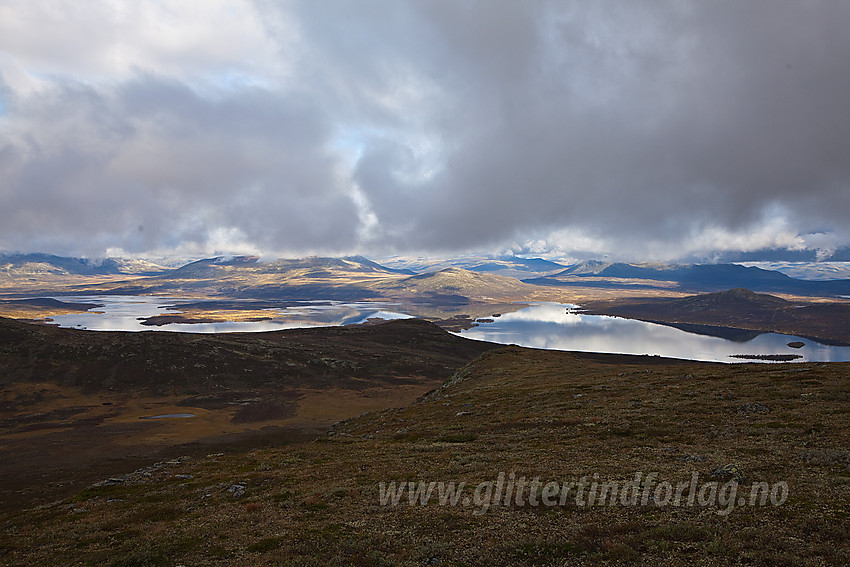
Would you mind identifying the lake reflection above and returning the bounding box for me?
[457,303,850,363]
[45,296,412,333]
[39,297,850,363]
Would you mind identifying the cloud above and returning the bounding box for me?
[1,0,849,260]
[0,74,361,255]
[0,0,287,81]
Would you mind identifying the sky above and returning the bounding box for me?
[1,0,849,262]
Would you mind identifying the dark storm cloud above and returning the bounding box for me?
[348,1,850,256]
[0,74,360,255]
[1,0,849,259]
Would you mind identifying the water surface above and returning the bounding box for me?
[457,303,850,363]
[46,296,412,333]
[39,297,850,363]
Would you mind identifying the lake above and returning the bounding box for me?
[458,303,850,363]
[40,296,850,363]
[44,296,413,333]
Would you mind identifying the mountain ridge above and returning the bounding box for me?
[0,253,170,276]
[527,261,850,296]
[585,288,850,345]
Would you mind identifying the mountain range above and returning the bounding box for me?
[3,252,850,302]
[526,261,850,296]
[0,253,169,276]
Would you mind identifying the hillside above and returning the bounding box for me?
[0,253,169,276]
[527,262,850,296]
[385,267,541,301]
[379,255,567,279]
[108,255,408,299]
[2,344,848,565]
[137,259,556,303]
[165,256,414,281]
[741,261,850,281]
[0,317,495,509]
[586,288,850,345]
[661,287,791,311]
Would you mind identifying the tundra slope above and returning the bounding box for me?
[0,317,495,510]
[1,340,848,565]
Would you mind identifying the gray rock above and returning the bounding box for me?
[737,403,770,414]
[709,463,747,483]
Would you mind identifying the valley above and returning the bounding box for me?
[2,254,849,347]
[0,321,847,565]
[6,3,850,564]
[0,254,848,564]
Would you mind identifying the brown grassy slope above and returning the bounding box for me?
[0,316,493,394]
[587,288,850,345]
[0,317,496,510]
[381,268,539,299]
[2,347,848,566]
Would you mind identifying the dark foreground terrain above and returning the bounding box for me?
[0,318,849,565]
[0,317,494,510]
